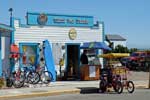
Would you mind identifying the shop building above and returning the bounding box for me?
[10,12,108,81]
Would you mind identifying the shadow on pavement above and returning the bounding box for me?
[77,87,99,94]
[77,87,124,94]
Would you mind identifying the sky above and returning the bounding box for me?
[0,0,150,49]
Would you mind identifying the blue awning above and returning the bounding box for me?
[0,23,14,31]
[80,42,112,50]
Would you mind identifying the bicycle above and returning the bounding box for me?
[36,66,53,84]
[6,68,25,88]
[22,64,40,84]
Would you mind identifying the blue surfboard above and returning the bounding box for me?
[43,40,56,81]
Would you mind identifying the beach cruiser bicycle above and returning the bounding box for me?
[22,64,40,84]
[6,68,25,88]
[6,65,40,88]
[36,65,53,84]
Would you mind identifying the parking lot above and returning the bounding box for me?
[128,71,149,81]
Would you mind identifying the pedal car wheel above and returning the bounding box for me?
[99,80,107,93]
[115,81,123,94]
[127,81,135,93]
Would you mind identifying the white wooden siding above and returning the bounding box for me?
[14,22,104,71]
[14,25,103,45]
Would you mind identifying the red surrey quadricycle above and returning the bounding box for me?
[99,53,135,94]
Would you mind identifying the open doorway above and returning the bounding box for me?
[66,44,80,80]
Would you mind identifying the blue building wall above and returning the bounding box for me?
[0,33,2,77]
[0,24,14,77]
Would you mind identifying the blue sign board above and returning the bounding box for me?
[27,12,94,27]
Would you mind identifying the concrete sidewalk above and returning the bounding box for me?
[0,80,149,100]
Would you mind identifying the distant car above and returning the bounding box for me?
[121,51,150,70]
[120,57,130,66]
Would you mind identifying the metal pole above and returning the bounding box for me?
[9,8,13,27]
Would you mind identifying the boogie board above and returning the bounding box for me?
[39,44,45,68]
[43,40,56,81]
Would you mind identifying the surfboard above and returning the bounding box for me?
[43,40,56,81]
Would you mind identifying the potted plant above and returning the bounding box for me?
[0,77,4,88]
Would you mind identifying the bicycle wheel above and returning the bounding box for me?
[13,80,24,88]
[12,72,25,88]
[115,81,123,94]
[127,81,135,93]
[27,72,40,84]
[40,71,53,84]
[6,78,13,87]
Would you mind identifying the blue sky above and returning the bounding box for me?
[0,0,150,49]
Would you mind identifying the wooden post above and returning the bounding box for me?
[145,52,150,89]
[145,57,150,89]
[148,63,150,88]
[60,65,62,77]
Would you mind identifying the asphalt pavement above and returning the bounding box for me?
[0,71,149,100]
[17,89,150,100]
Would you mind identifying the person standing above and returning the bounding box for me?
[80,50,88,64]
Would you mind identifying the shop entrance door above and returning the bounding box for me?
[66,44,80,80]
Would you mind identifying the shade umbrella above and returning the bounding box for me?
[80,42,112,50]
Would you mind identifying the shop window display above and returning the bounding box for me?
[86,49,101,65]
[22,45,36,66]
